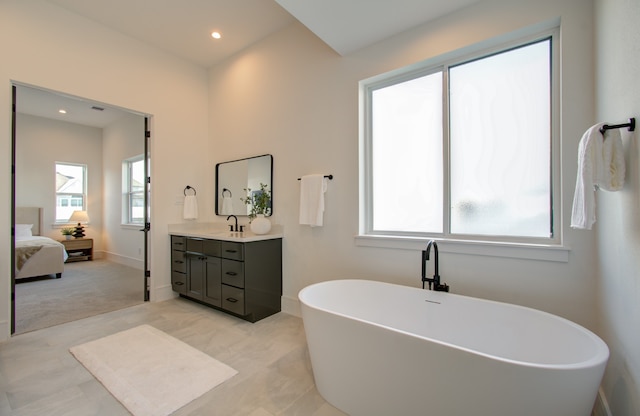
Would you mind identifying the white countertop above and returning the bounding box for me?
[168,222,283,242]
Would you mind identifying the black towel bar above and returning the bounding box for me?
[297,174,333,181]
[599,117,636,134]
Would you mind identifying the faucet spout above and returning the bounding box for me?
[226,215,239,232]
[421,240,449,292]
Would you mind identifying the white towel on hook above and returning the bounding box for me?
[299,174,328,227]
[183,195,198,220]
[221,196,233,215]
[571,122,626,230]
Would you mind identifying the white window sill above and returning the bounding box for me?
[355,234,569,262]
[121,223,145,230]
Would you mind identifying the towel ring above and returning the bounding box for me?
[184,185,196,196]
[222,188,232,197]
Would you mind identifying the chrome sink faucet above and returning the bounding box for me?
[422,240,449,292]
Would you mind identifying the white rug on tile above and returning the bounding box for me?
[70,324,237,416]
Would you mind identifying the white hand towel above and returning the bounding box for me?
[221,196,233,215]
[571,123,625,229]
[183,195,198,220]
[299,174,328,227]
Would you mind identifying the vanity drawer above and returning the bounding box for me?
[222,285,245,315]
[221,259,244,288]
[171,235,186,251]
[172,271,186,294]
[186,238,221,256]
[171,250,186,273]
[221,242,244,261]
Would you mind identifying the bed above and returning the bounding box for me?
[15,207,67,279]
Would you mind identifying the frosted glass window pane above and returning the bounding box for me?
[371,72,443,232]
[449,40,551,237]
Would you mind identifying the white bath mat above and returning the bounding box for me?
[70,324,237,416]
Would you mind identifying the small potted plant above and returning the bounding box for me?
[241,183,272,234]
[61,227,74,240]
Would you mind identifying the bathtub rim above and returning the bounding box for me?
[299,279,609,371]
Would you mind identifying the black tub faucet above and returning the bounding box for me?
[422,240,449,292]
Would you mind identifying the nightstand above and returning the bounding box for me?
[61,238,93,262]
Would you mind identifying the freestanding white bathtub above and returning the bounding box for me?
[299,279,609,416]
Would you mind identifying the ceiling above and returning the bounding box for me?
[46,0,482,68]
[22,0,482,127]
[16,84,140,128]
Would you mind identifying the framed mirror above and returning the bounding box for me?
[215,154,273,216]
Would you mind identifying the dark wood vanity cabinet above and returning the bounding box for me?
[171,236,187,294]
[170,235,282,323]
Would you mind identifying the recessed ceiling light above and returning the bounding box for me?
[58,109,67,114]
[211,31,221,39]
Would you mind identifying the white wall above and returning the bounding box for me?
[102,113,146,269]
[0,0,210,340]
[15,113,103,245]
[209,0,598,327]
[595,0,640,413]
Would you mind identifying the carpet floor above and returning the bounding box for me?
[14,259,144,334]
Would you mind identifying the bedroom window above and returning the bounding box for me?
[124,155,145,225]
[56,162,87,223]
[359,30,559,246]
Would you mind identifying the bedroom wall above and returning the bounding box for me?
[0,0,210,341]
[208,0,599,329]
[102,112,146,269]
[15,113,103,246]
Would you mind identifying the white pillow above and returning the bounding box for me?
[15,224,33,238]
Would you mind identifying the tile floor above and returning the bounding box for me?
[0,298,347,416]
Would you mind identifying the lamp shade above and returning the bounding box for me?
[69,210,90,224]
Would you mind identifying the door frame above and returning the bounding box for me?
[10,83,152,334]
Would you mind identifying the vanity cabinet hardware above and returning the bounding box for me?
[225,271,237,276]
[226,297,238,303]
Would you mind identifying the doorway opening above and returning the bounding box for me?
[11,83,152,335]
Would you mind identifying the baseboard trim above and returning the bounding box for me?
[0,320,9,342]
[102,251,144,270]
[592,388,612,416]
[152,284,176,302]
[282,295,301,317]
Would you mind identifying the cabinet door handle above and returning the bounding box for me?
[226,297,238,303]
[174,281,184,286]
[225,271,237,276]
[175,260,184,264]
[225,249,237,253]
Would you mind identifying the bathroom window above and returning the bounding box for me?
[55,162,87,223]
[360,30,560,246]
[123,155,145,225]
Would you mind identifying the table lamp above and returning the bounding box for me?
[68,210,90,239]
